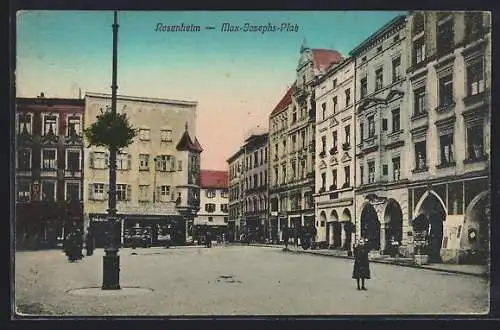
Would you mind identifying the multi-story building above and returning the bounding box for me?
[15,93,85,249]
[313,57,356,250]
[83,92,202,247]
[404,11,491,264]
[194,170,229,241]
[350,15,409,255]
[268,45,343,244]
[227,148,245,241]
[242,132,268,242]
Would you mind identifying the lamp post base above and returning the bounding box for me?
[102,249,121,290]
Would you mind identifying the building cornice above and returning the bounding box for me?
[85,92,197,107]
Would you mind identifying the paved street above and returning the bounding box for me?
[15,245,489,316]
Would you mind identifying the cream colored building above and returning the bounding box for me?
[314,57,356,250]
[350,15,410,255]
[268,45,343,243]
[404,11,491,264]
[194,170,229,239]
[83,92,202,247]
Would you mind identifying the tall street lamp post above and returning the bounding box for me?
[102,10,121,290]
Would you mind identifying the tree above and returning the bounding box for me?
[84,106,137,149]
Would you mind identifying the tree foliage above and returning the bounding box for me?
[84,106,137,149]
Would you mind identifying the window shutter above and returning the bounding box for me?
[126,184,132,201]
[88,183,94,200]
[89,152,94,169]
[156,186,161,201]
[127,154,132,170]
[105,153,109,168]
[104,184,109,200]
[170,156,176,172]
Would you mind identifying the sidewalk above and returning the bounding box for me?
[250,243,488,278]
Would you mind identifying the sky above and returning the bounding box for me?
[16,10,405,170]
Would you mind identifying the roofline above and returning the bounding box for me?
[16,97,85,105]
[244,132,269,142]
[85,92,198,107]
[349,15,407,57]
[227,147,244,163]
[315,57,354,85]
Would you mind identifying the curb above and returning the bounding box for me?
[250,244,488,278]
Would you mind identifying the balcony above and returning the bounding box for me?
[463,91,489,110]
[64,131,84,146]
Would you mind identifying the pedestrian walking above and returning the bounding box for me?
[352,238,371,290]
[85,228,94,256]
[282,226,289,250]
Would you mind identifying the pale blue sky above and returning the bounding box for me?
[16,10,405,170]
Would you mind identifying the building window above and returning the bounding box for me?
[392,157,401,181]
[205,203,216,213]
[466,12,484,39]
[65,182,80,202]
[437,19,454,56]
[375,68,383,91]
[322,102,327,120]
[260,149,263,165]
[41,149,57,170]
[264,147,268,163]
[301,130,306,149]
[274,167,278,185]
[467,124,485,161]
[344,125,350,146]
[360,165,364,185]
[139,185,150,202]
[221,189,229,198]
[282,140,287,156]
[206,189,216,198]
[177,160,182,171]
[414,141,427,170]
[345,89,351,107]
[221,204,228,213]
[156,155,175,172]
[117,152,130,170]
[282,164,286,184]
[291,134,297,152]
[333,96,338,114]
[332,169,337,188]
[368,116,375,138]
[139,129,150,141]
[413,37,426,65]
[382,164,388,176]
[91,152,108,169]
[392,56,401,82]
[360,77,368,98]
[392,108,400,132]
[160,185,170,201]
[17,181,31,202]
[360,123,364,141]
[160,129,173,142]
[116,184,130,201]
[413,13,424,35]
[321,172,326,190]
[67,116,81,136]
[17,149,31,171]
[439,132,455,166]
[18,113,32,134]
[208,217,213,222]
[333,79,337,89]
[467,58,485,96]
[414,86,426,115]
[382,119,388,131]
[91,183,106,200]
[292,107,297,123]
[300,160,306,179]
[43,115,58,135]
[254,174,258,187]
[41,181,56,201]
[344,166,350,187]
[332,131,338,151]
[139,154,150,171]
[368,161,375,184]
[438,74,454,107]
[66,150,81,172]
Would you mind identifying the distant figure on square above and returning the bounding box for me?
[282,226,289,250]
[352,238,371,290]
[85,227,94,256]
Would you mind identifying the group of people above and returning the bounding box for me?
[63,228,94,262]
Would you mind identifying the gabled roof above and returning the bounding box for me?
[270,84,294,117]
[311,49,343,71]
[176,130,203,152]
[200,170,228,189]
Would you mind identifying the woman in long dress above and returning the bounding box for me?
[352,238,371,290]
